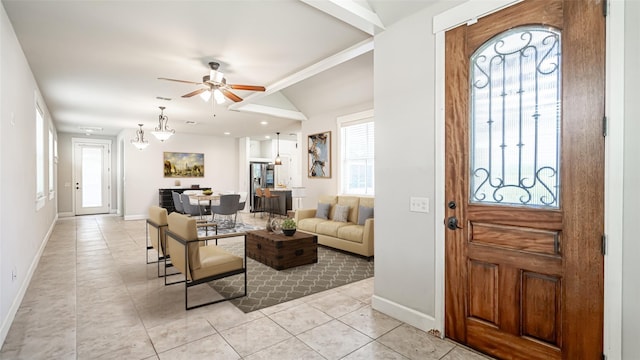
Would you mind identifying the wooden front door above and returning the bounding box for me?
[444,1,605,359]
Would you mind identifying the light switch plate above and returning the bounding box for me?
[410,197,429,213]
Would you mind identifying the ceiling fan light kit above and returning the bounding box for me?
[213,89,226,104]
[199,90,212,102]
[131,124,149,150]
[151,106,175,142]
[158,61,266,104]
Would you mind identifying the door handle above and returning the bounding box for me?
[446,216,463,230]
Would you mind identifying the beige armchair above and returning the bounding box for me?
[165,212,247,310]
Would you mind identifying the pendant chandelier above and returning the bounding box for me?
[274,132,282,165]
[151,106,175,142]
[131,124,149,150]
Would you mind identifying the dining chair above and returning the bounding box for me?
[172,191,185,214]
[211,194,241,228]
[254,188,265,217]
[263,188,280,216]
[180,193,205,218]
[236,191,248,224]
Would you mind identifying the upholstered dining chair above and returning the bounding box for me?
[180,193,205,218]
[165,212,247,310]
[211,194,241,228]
[237,191,247,212]
[171,191,185,214]
[236,191,247,224]
[253,187,265,217]
[263,188,280,216]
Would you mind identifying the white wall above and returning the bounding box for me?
[122,132,239,219]
[371,4,443,331]
[622,1,640,357]
[372,0,640,355]
[300,102,372,208]
[0,4,58,344]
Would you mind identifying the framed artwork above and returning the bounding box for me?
[163,152,204,178]
[308,131,331,178]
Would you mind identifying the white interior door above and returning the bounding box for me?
[73,138,111,215]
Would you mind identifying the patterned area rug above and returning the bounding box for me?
[208,238,374,313]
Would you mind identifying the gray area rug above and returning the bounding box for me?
[207,238,374,313]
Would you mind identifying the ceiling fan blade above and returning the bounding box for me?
[158,77,202,85]
[229,84,266,92]
[182,88,208,98]
[221,89,243,102]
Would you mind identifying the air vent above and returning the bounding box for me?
[156,96,172,101]
[79,126,103,134]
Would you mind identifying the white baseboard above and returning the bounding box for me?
[124,214,146,221]
[0,214,57,346]
[57,212,74,218]
[372,294,438,335]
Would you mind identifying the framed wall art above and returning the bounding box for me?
[308,131,331,178]
[163,152,204,178]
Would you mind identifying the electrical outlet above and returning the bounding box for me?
[410,197,430,213]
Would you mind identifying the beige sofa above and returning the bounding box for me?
[295,195,374,258]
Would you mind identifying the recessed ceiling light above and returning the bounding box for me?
[265,135,271,139]
[260,121,268,125]
[224,132,231,135]
[185,121,198,125]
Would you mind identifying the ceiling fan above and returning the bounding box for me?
[158,61,265,104]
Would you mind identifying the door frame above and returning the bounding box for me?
[432,0,624,358]
[71,137,112,215]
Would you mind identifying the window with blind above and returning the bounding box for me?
[36,103,45,209]
[49,128,56,199]
[340,118,374,195]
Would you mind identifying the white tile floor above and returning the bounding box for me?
[0,214,493,360]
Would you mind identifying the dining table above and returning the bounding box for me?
[189,193,221,221]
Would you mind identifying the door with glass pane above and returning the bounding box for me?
[444,1,604,359]
[73,139,111,215]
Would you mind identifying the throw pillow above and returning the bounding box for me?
[316,202,331,219]
[357,206,374,225]
[333,204,350,222]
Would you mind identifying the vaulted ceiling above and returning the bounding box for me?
[2,0,438,139]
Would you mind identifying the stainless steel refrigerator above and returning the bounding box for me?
[249,162,274,212]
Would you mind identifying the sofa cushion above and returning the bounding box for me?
[337,196,360,223]
[357,206,374,225]
[315,202,331,219]
[316,220,351,237]
[337,225,365,244]
[359,197,374,208]
[333,204,350,222]
[298,217,327,233]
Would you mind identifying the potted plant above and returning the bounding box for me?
[281,218,297,236]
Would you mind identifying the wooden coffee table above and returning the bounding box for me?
[246,229,318,270]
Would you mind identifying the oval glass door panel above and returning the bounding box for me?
[470,26,561,208]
